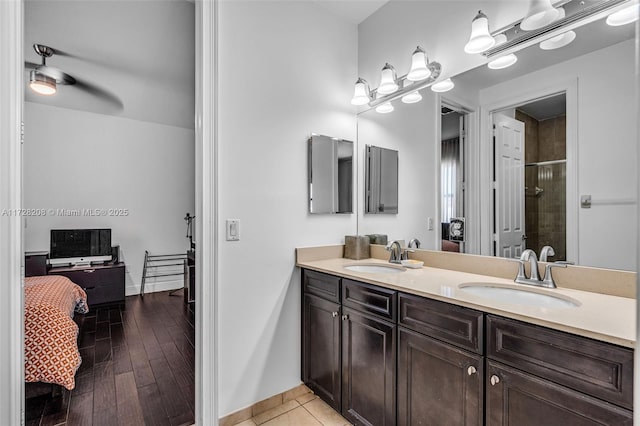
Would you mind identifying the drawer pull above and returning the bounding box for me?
[83,269,96,273]
[332,311,338,318]
[490,375,500,386]
[467,366,477,376]
[83,286,95,290]
[341,314,349,321]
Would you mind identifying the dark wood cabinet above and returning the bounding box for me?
[301,268,634,425]
[49,263,125,306]
[302,293,341,410]
[397,327,483,426]
[341,307,396,426]
[301,269,397,425]
[486,361,632,426]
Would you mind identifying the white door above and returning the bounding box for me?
[493,114,525,258]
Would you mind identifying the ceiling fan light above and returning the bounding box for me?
[539,30,576,50]
[375,102,394,114]
[431,78,455,93]
[401,91,423,104]
[488,53,518,70]
[520,0,560,31]
[606,4,639,26]
[377,63,399,95]
[464,11,496,54]
[29,70,57,96]
[407,46,431,81]
[350,78,371,106]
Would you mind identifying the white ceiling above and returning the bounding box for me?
[25,0,195,129]
[312,0,389,24]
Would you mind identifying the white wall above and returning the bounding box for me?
[357,90,439,249]
[479,39,637,270]
[23,102,195,294]
[217,1,357,416]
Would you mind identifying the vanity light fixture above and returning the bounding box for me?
[377,63,399,95]
[407,46,431,81]
[29,70,57,95]
[350,78,371,105]
[375,102,394,113]
[606,3,639,26]
[431,78,455,93]
[487,53,518,69]
[520,0,560,31]
[401,91,422,104]
[464,10,496,54]
[350,45,442,111]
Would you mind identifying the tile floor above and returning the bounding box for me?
[231,392,352,426]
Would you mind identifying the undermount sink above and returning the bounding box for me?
[458,282,580,308]
[344,263,405,274]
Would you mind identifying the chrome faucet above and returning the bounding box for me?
[408,238,421,249]
[539,245,555,262]
[385,240,403,264]
[515,248,566,288]
[401,238,420,260]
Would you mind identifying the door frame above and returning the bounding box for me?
[438,95,479,254]
[0,0,218,424]
[478,78,578,263]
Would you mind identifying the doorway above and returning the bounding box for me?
[440,101,470,253]
[492,92,567,261]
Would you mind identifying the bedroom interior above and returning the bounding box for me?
[0,0,638,425]
[21,0,197,424]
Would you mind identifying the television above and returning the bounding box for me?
[49,229,112,266]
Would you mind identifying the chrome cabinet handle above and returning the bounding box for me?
[467,366,477,376]
[83,269,96,273]
[490,375,500,386]
[341,314,349,321]
[332,311,338,318]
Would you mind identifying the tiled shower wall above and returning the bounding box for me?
[516,110,567,261]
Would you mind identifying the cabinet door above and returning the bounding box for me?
[397,328,483,426]
[302,294,341,411]
[341,307,396,426]
[486,361,632,426]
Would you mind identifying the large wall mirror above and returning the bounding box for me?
[308,134,354,214]
[355,7,636,271]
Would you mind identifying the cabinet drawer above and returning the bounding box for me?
[25,254,48,277]
[83,283,125,306]
[399,293,484,354]
[342,279,396,321]
[303,269,340,303]
[487,315,633,409]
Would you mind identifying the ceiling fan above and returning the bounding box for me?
[25,43,123,109]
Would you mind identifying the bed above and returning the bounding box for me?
[24,275,88,390]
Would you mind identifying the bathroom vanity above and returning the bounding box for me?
[298,249,634,426]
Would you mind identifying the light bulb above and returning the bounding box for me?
[539,30,576,50]
[375,102,394,114]
[377,63,398,95]
[464,11,495,54]
[431,78,454,93]
[350,78,371,106]
[401,91,422,104]
[606,4,639,26]
[488,53,518,69]
[407,46,431,81]
[29,70,57,96]
[520,0,560,31]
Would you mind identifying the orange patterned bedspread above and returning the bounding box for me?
[24,275,88,390]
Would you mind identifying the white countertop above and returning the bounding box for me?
[297,257,636,349]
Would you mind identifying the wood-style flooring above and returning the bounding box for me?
[26,290,195,426]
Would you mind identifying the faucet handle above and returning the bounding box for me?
[400,248,415,261]
[542,262,567,288]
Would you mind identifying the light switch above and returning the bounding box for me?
[428,217,434,231]
[226,219,240,241]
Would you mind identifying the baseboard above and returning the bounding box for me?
[125,279,183,296]
[219,384,313,426]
